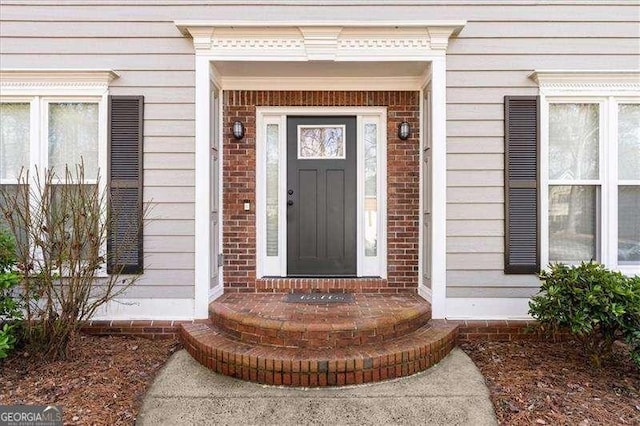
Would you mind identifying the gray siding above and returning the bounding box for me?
[445,3,639,298]
[1,1,638,300]
[1,8,197,299]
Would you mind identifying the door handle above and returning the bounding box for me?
[287,200,294,206]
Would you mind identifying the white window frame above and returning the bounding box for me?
[541,95,640,276]
[256,106,387,278]
[1,96,109,274]
[0,69,116,275]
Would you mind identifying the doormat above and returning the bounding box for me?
[285,293,355,304]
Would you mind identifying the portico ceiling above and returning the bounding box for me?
[214,60,428,78]
[212,60,431,90]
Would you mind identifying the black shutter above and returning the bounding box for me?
[107,96,144,274]
[504,96,539,274]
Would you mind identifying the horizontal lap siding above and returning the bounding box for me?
[2,2,638,301]
[445,4,640,298]
[0,13,196,299]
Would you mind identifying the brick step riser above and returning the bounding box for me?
[209,311,431,349]
[251,278,417,294]
[180,325,457,387]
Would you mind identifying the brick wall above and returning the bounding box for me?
[452,320,569,342]
[80,320,206,340]
[223,91,420,293]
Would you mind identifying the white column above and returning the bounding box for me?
[430,56,447,319]
[194,55,212,319]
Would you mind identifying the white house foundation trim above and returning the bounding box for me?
[91,298,195,321]
[445,298,533,321]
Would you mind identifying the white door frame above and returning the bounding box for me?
[255,106,387,279]
[184,21,463,319]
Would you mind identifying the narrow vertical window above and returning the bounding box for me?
[364,122,377,257]
[548,103,600,262]
[266,123,279,256]
[618,104,640,264]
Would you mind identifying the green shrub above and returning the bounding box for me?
[0,324,17,359]
[0,229,22,360]
[529,261,640,368]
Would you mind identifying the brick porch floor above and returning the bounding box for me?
[180,293,458,387]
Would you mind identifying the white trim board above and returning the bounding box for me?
[176,20,466,32]
[530,70,640,97]
[176,21,464,59]
[0,69,119,97]
[418,286,433,302]
[209,285,224,302]
[91,298,195,321]
[446,297,533,320]
[193,57,218,320]
[220,76,426,91]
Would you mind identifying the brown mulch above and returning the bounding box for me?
[0,335,180,425]
[461,340,640,425]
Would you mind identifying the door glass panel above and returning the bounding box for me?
[549,104,599,180]
[364,123,377,256]
[0,103,30,180]
[618,186,640,264]
[297,125,345,159]
[48,103,99,179]
[618,104,640,180]
[549,185,598,262]
[266,124,279,256]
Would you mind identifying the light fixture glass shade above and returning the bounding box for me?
[398,121,410,140]
[233,121,245,140]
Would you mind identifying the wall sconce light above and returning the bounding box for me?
[232,121,245,140]
[398,121,411,140]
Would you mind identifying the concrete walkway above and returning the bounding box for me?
[137,348,497,425]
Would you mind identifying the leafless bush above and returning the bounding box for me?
[0,163,145,360]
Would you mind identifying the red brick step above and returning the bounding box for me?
[209,293,431,348]
[180,319,458,387]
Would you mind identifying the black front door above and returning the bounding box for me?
[287,116,357,276]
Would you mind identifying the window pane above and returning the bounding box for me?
[298,125,345,159]
[549,185,598,262]
[48,103,99,179]
[49,184,100,261]
[619,186,640,264]
[364,123,377,257]
[618,104,640,180]
[0,103,30,180]
[0,184,29,247]
[266,124,279,257]
[549,104,599,180]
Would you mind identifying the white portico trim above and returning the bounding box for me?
[175,21,464,60]
[177,21,465,319]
